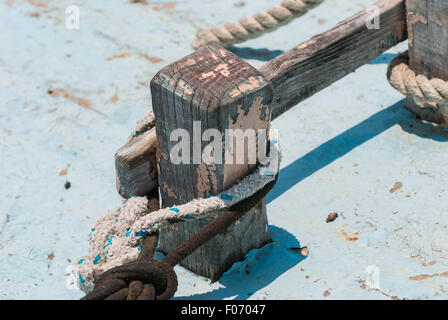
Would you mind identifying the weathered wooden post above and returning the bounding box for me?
[113,0,408,282]
[150,44,273,281]
[405,0,448,126]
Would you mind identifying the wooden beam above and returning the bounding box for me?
[151,44,273,281]
[115,128,158,198]
[114,0,407,206]
[260,0,407,119]
[405,0,448,126]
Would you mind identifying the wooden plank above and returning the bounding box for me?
[260,0,408,119]
[115,128,158,198]
[405,0,448,126]
[151,44,273,281]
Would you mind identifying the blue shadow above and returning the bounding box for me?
[174,225,306,300]
[267,99,448,204]
[368,53,397,65]
[173,99,448,300]
[227,46,284,61]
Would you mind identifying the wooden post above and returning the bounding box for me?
[150,44,273,281]
[405,0,448,126]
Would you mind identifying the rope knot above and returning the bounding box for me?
[82,259,177,300]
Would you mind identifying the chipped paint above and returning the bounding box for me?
[47,88,104,115]
[214,63,231,77]
[196,163,218,198]
[218,48,228,57]
[407,12,428,47]
[178,80,193,95]
[228,76,266,98]
[200,63,232,80]
[106,52,132,61]
[297,40,315,50]
[200,71,215,80]
[162,183,177,200]
[142,54,164,64]
[410,272,448,281]
[186,58,196,66]
[224,96,268,189]
[389,181,403,193]
[340,229,359,242]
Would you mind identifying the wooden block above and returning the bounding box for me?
[115,128,158,198]
[150,44,273,281]
[406,0,448,125]
[113,0,408,199]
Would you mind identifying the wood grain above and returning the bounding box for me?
[115,128,158,198]
[260,0,408,119]
[151,44,273,280]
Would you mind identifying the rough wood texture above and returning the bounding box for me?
[151,44,273,281]
[115,128,158,198]
[405,0,448,125]
[260,0,408,119]
[114,0,408,198]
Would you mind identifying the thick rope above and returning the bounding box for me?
[68,124,281,292]
[192,0,324,49]
[387,51,448,105]
[81,178,276,300]
[161,178,278,268]
[81,190,179,300]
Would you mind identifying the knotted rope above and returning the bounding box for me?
[192,0,324,49]
[68,110,282,295]
[81,190,178,300]
[80,176,277,300]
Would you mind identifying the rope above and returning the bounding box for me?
[67,113,282,293]
[81,178,277,300]
[387,51,448,105]
[192,0,324,49]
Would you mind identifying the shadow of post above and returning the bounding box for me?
[175,98,448,300]
[174,225,306,300]
[368,53,397,65]
[268,99,448,204]
[227,46,285,61]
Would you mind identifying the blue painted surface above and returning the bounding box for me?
[0,0,447,300]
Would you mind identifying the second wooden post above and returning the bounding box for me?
[151,44,274,281]
[406,0,448,126]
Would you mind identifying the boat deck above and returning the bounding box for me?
[1,0,447,299]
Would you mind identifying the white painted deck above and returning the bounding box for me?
[1,0,447,300]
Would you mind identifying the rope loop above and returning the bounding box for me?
[387,51,448,105]
[82,259,177,300]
